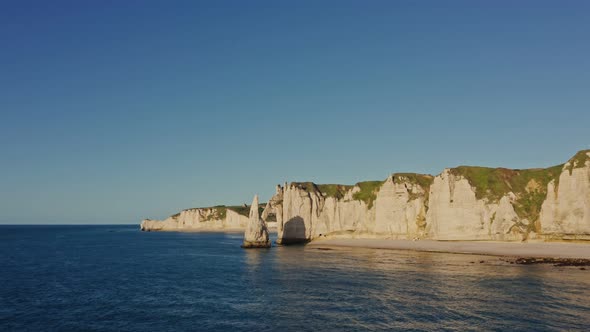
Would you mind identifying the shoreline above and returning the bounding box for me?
[141,227,278,234]
[307,238,590,259]
[142,228,245,233]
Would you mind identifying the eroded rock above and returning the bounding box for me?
[242,195,271,248]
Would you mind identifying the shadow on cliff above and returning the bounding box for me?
[279,216,308,245]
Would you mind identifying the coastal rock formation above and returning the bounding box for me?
[140,206,251,232]
[262,184,283,231]
[541,151,590,240]
[426,170,521,241]
[275,174,433,244]
[242,195,271,248]
[275,150,590,244]
[374,175,430,238]
[140,150,590,244]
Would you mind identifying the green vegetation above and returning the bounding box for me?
[393,173,434,189]
[175,205,227,221]
[227,204,265,218]
[293,175,434,209]
[449,164,564,223]
[317,184,354,199]
[292,181,384,208]
[203,206,227,221]
[352,181,385,209]
[291,182,354,199]
[393,173,434,202]
[566,149,590,175]
[450,167,514,202]
[226,205,249,217]
[169,203,267,221]
[290,182,318,193]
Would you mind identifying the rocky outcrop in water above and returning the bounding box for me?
[513,257,590,266]
[242,195,270,248]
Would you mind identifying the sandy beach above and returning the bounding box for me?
[308,238,590,259]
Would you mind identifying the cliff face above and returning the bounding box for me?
[242,195,271,248]
[140,206,250,232]
[541,151,590,240]
[279,183,356,243]
[141,150,590,241]
[275,150,590,243]
[276,174,432,243]
[426,170,521,241]
[376,174,431,238]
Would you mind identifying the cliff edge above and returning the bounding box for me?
[140,204,265,232]
[273,150,590,243]
[140,150,590,242]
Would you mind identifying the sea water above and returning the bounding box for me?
[1,225,589,331]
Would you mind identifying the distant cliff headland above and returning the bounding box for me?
[141,150,590,243]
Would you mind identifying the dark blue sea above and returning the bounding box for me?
[1,225,589,331]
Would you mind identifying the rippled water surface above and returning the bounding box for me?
[1,225,590,331]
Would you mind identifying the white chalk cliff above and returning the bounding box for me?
[541,151,590,240]
[275,175,431,244]
[272,150,590,244]
[141,150,590,244]
[242,195,271,248]
[141,206,250,232]
[426,170,521,241]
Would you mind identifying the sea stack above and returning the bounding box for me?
[241,195,271,248]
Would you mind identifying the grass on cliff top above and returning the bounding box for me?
[393,173,434,203]
[171,204,266,220]
[291,181,384,207]
[317,184,354,199]
[169,206,227,221]
[449,165,563,202]
[226,204,265,218]
[566,149,590,174]
[290,182,354,199]
[449,164,564,223]
[392,173,434,189]
[290,182,317,193]
[352,181,385,209]
[293,176,433,209]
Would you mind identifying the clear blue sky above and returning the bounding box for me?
[1,1,589,224]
